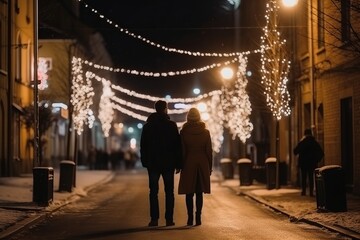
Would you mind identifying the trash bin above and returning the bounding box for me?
[237,158,252,186]
[33,167,54,206]
[265,157,276,190]
[220,158,233,179]
[315,165,347,212]
[59,160,75,192]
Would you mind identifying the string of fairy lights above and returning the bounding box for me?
[70,0,292,152]
[80,57,240,77]
[260,0,291,120]
[77,0,256,58]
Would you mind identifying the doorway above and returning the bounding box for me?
[340,97,353,191]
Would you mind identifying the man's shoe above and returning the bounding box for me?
[148,220,158,227]
[166,220,175,226]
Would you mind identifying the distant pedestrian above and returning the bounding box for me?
[178,108,213,226]
[88,146,96,170]
[293,129,324,196]
[140,100,182,227]
[110,149,124,171]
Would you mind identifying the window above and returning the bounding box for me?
[0,2,7,72]
[341,0,350,42]
[15,34,22,82]
[304,103,311,130]
[317,0,324,48]
[13,111,21,163]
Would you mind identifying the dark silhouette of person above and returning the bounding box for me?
[293,129,324,196]
[178,108,213,226]
[140,100,182,227]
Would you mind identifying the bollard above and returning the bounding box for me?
[59,160,75,192]
[237,158,252,186]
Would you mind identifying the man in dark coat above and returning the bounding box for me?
[140,100,182,227]
[294,129,324,196]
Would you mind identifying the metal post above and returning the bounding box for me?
[276,120,280,189]
[308,0,315,131]
[33,0,39,166]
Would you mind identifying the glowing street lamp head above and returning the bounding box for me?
[282,0,298,8]
[220,67,234,80]
[193,88,200,95]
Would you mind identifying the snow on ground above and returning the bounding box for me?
[248,188,360,233]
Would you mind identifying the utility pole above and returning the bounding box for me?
[33,0,39,166]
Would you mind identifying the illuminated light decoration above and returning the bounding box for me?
[84,71,221,103]
[204,94,224,153]
[37,57,50,90]
[111,103,148,122]
[111,103,186,127]
[174,103,190,109]
[111,95,190,115]
[111,82,221,104]
[70,57,95,135]
[79,57,239,77]
[260,0,291,120]
[77,0,262,58]
[97,78,115,137]
[222,55,253,143]
[130,138,136,149]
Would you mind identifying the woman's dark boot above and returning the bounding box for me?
[187,214,193,226]
[195,212,201,226]
[186,194,194,226]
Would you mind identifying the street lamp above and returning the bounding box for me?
[193,88,201,95]
[281,0,298,8]
[220,67,234,80]
[219,67,233,159]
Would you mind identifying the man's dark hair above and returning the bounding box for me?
[154,100,167,113]
[304,129,312,136]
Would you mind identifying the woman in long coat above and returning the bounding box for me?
[178,108,213,226]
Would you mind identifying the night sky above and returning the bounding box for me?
[80,0,242,98]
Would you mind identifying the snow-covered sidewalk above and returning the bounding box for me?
[0,169,114,238]
[221,178,360,239]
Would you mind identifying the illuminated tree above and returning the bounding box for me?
[222,56,253,144]
[205,94,224,153]
[70,57,95,136]
[260,0,291,188]
[260,0,291,120]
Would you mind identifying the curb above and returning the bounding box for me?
[0,172,115,240]
[222,182,360,240]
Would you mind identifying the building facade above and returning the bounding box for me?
[0,0,35,176]
[291,0,360,194]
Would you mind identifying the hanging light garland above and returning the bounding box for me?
[71,56,252,144]
[111,103,186,127]
[80,57,239,77]
[84,70,221,103]
[70,57,95,135]
[260,0,291,120]
[111,95,190,115]
[85,69,216,126]
[77,0,263,58]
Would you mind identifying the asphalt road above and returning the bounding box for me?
[9,170,349,240]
